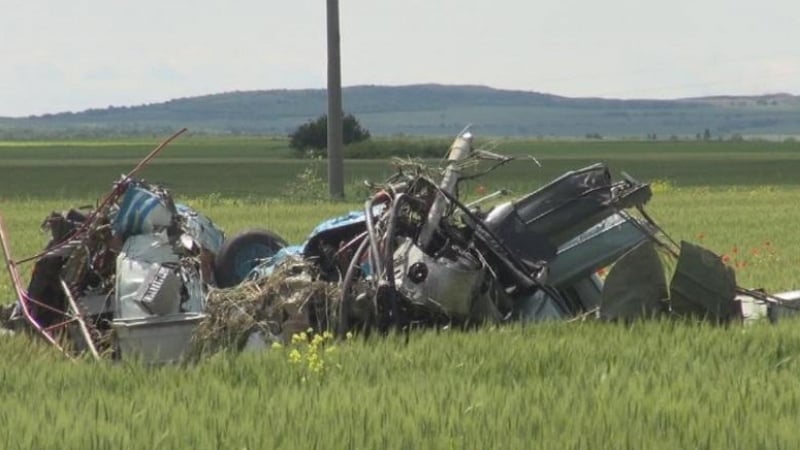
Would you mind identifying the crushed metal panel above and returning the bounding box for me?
[134,265,182,316]
[115,233,180,319]
[548,213,649,287]
[601,242,667,321]
[503,163,614,247]
[112,312,205,363]
[669,241,738,322]
[481,164,614,263]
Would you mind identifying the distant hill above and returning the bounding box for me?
[1,84,799,138]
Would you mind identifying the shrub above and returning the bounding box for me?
[289,114,371,154]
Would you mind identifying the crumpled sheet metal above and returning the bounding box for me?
[669,241,738,322]
[600,242,668,321]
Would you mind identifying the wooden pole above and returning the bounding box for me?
[326,0,344,199]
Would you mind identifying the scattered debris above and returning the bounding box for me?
[0,129,226,362]
[2,129,799,362]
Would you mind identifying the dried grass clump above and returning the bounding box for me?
[191,257,341,357]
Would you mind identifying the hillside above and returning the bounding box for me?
[1,84,799,138]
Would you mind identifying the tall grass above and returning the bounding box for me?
[2,320,800,449]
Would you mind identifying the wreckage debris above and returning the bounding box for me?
[2,129,799,363]
[191,256,341,357]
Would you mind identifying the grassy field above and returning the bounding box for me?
[2,137,800,199]
[4,321,800,449]
[2,136,800,449]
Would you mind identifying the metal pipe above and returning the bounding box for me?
[60,279,100,360]
[125,128,187,181]
[363,198,383,279]
[333,231,368,258]
[364,192,389,279]
[338,236,371,335]
[418,132,473,249]
[43,318,77,332]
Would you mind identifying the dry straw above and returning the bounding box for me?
[191,256,341,357]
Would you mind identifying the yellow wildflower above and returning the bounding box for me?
[288,349,302,364]
[291,332,307,344]
[311,333,325,347]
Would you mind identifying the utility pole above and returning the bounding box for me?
[326,0,344,199]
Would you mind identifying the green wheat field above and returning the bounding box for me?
[2,136,800,449]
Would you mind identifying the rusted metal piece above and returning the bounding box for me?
[125,127,188,180]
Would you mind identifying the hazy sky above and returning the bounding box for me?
[1,0,798,116]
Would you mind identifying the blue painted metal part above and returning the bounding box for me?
[113,187,170,237]
[246,209,373,280]
[305,210,366,243]
[175,204,225,255]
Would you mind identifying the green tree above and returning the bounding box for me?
[289,114,370,154]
